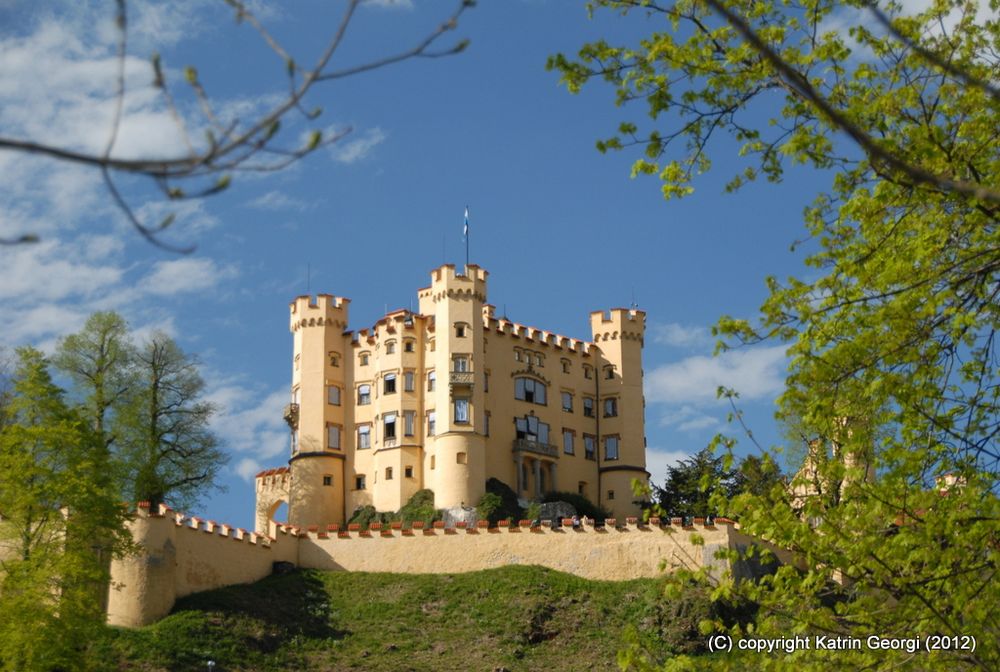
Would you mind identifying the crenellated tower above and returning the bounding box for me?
[418,264,488,508]
[287,294,350,528]
[590,308,648,517]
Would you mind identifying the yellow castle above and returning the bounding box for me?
[255,263,649,531]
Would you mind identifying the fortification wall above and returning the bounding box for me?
[299,517,742,581]
[107,503,298,628]
[109,512,781,628]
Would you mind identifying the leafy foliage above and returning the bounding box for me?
[483,477,524,523]
[555,0,1000,669]
[0,348,132,672]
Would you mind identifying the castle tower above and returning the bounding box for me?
[417,264,488,509]
[590,308,648,518]
[286,294,350,528]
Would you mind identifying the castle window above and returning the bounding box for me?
[455,323,467,338]
[607,490,615,501]
[484,370,490,392]
[294,354,300,370]
[430,455,436,470]
[327,425,340,450]
[328,385,341,406]
[583,365,593,379]
[604,435,619,460]
[561,359,571,374]
[561,392,573,412]
[292,386,300,404]
[456,452,467,465]
[584,434,596,460]
[358,384,371,405]
[405,466,413,478]
[404,339,415,352]
[453,356,469,373]
[563,429,575,455]
[404,411,415,436]
[385,467,393,480]
[514,377,546,405]
[583,397,594,417]
[603,398,618,418]
[454,398,469,424]
[427,371,436,392]
[578,481,587,496]
[427,410,436,436]
[358,425,371,449]
[323,475,332,486]
[428,339,436,352]
[404,371,415,392]
[484,411,490,436]
[515,416,549,444]
[604,366,615,380]
[355,475,366,490]
[384,413,397,440]
[514,349,522,362]
[535,354,543,367]
[386,341,396,354]
[384,373,397,394]
[360,352,369,366]
[290,430,298,453]
[329,352,340,367]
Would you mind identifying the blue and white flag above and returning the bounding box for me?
[463,206,469,239]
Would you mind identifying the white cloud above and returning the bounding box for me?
[139,258,239,296]
[0,239,124,303]
[364,0,415,10]
[205,384,289,480]
[235,457,264,481]
[329,127,386,164]
[246,190,312,212]
[645,345,787,405]
[652,322,711,348]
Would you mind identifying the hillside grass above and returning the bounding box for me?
[88,565,711,671]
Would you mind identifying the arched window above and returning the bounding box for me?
[514,377,546,405]
[358,384,371,405]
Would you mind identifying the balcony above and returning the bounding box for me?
[282,403,299,429]
[449,371,474,386]
[512,438,558,458]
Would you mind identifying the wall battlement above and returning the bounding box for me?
[290,294,350,332]
[108,502,777,628]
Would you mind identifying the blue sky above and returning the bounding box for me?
[0,0,829,529]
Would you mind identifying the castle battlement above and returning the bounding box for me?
[290,294,350,332]
[590,308,646,344]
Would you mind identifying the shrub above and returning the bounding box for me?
[347,505,391,528]
[396,489,439,526]
[484,478,522,523]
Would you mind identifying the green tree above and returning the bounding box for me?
[0,348,131,672]
[655,449,741,517]
[119,332,226,508]
[53,312,135,462]
[553,1,999,669]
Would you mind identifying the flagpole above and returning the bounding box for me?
[464,205,470,270]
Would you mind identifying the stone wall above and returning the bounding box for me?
[108,509,775,628]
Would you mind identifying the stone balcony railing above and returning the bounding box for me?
[282,403,299,429]
[512,438,558,458]
[449,371,474,385]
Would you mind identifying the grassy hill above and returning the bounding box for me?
[88,565,711,671]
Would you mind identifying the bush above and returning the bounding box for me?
[347,505,391,528]
[476,492,502,522]
[397,489,439,526]
[542,491,610,521]
[484,478,522,524]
